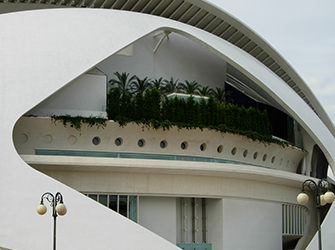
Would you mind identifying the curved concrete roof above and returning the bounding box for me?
[1,0,334,136]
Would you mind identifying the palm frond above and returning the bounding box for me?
[179,80,201,95]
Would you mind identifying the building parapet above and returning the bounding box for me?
[14,116,307,174]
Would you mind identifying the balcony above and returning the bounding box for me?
[13,116,307,174]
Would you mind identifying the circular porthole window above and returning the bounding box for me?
[200,143,206,152]
[181,141,188,150]
[92,136,101,146]
[115,137,123,146]
[18,133,28,143]
[253,152,258,159]
[263,154,267,161]
[217,145,223,153]
[243,150,248,158]
[160,140,167,149]
[231,147,237,155]
[138,139,145,147]
[271,156,276,164]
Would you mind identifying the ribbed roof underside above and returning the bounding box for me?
[0,0,315,113]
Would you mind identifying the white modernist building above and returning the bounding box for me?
[1,1,335,250]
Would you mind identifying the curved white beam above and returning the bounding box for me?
[1,8,334,249]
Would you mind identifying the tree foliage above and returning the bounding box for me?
[162,77,182,95]
[131,76,151,96]
[150,77,166,94]
[179,80,201,95]
[199,86,213,97]
[105,72,286,146]
[211,87,232,104]
[109,72,136,95]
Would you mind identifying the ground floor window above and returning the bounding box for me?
[84,193,138,222]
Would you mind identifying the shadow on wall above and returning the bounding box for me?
[311,144,328,178]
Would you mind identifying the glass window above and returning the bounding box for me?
[85,193,138,223]
[115,138,122,146]
[160,140,167,149]
[109,195,117,212]
[92,136,101,146]
[99,194,108,206]
[119,195,128,217]
[88,194,97,201]
[138,139,145,147]
[181,141,188,150]
[129,196,138,222]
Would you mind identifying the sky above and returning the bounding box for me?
[210,0,335,124]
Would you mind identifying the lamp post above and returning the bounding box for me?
[36,192,67,250]
[297,179,335,250]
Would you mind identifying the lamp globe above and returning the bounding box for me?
[324,191,335,204]
[56,203,67,216]
[320,194,327,206]
[297,192,309,205]
[36,204,47,215]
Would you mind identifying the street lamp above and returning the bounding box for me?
[37,192,67,250]
[297,179,335,250]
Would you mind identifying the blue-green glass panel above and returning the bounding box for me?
[88,194,97,201]
[129,196,137,222]
[177,243,212,250]
[99,194,107,206]
[35,149,268,169]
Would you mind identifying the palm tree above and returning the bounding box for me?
[179,80,201,95]
[109,72,136,95]
[162,77,182,95]
[198,86,213,97]
[131,76,151,96]
[150,77,166,94]
[210,87,232,104]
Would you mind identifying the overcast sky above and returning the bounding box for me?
[210,0,335,124]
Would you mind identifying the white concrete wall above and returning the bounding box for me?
[139,196,177,244]
[207,198,283,250]
[98,32,227,90]
[26,73,107,117]
[207,198,224,249]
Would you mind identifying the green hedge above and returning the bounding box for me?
[49,88,287,146]
[105,87,285,146]
[51,115,107,131]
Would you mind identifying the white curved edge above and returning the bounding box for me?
[1,8,335,249]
